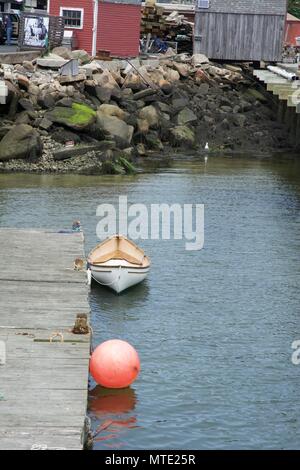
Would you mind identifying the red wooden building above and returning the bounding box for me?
[285,13,300,46]
[48,0,141,57]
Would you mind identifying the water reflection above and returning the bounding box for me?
[89,386,138,449]
[89,386,137,415]
[90,280,150,315]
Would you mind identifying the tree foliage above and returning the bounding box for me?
[288,0,300,18]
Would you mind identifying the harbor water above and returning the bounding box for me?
[0,155,299,449]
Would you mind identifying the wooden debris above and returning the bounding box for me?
[58,73,86,84]
[141,3,193,53]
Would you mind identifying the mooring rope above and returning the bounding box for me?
[49,332,64,343]
[88,265,122,287]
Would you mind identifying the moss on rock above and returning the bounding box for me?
[46,103,96,130]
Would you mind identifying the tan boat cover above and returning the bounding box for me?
[88,235,150,267]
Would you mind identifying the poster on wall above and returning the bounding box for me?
[23,15,49,48]
[18,13,64,50]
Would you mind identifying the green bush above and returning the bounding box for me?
[289,0,300,18]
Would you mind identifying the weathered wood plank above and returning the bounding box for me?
[0,229,86,283]
[0,428,83,450]
[0,281,89,329]
[195,11,285,61]
[0,229,90,450]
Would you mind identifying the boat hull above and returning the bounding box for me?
[90,264,149,294]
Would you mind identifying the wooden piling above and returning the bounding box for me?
[254,66,300,148]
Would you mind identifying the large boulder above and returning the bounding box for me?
[98,104,127,121]
[97,110,134,147]
[23,60,35,72]
[45,102,96,130]
[145,131,164,150]
[19,98,35,112]
[55,97,74,108]
[163,67,180,83]
[15,112,31,125]
[0,125,13,139]
[70,49,91,64]
[177,107,197,126]
[232,114,247,128]
[124,72,146,91]
[172,97,189,112]
[37,92,56,109]
[197,83,210,95]
[5,80,20,103]
[169,125,195,148]
[85,81,112,103]
[0,124,42,161]
[51,128,81,145]
[173,62,190,78]
[194,68,210,83]
[51,46,73,60]
[137,118,149,134]
[157,102,171,114]
[147,69,164,86]
[17,74,30,90]
[96,87,112,103]
[138,105,159,128]
[192,53,209,66]
[94,70,121,100]
[94,70,119,90]
[28,83,40,96]
[36,54,68,69]
[158,78,173,95]
[110,70,124,86]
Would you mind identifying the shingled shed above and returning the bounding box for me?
[194,0,287,61]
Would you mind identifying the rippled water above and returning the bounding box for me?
[0,155,299,449]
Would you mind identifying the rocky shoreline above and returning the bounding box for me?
[0,48,292,174]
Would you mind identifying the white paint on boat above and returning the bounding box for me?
[90,263,150,294]
[88,235,150,294]
[87,268,92,287]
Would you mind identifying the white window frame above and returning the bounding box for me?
[198,0,210,8]
[59,7,84,30]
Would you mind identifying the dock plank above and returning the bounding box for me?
[0,229,90,450]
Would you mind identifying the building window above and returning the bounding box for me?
[60,8,84,29]
[198,0,210,8]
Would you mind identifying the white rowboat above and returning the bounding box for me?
[87,235,150,294]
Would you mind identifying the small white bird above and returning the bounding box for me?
[204,142,209,164]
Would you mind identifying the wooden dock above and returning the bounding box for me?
[253,65,300,146]
[0,229,90,450]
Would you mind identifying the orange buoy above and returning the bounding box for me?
[90,339,140,389]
